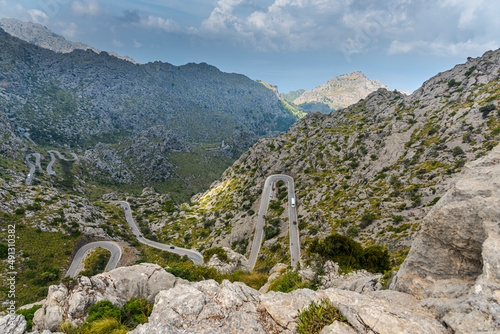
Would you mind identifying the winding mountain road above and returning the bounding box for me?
[47,150,78,175]
[65,174,300,276]
[24,152,42,185]
[248,174,300,269]
[66,241,122,278]
[111,201,204,265]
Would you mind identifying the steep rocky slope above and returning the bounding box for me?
[142,50,500,270]
[0,27,299,197]
[284,71,389,113]
[0,18,136,63]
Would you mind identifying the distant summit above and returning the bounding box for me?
[282,71,393,113]
[0,17,137,63]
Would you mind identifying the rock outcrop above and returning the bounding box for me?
[320,261,382,293]
[206,247,248,274]
[0,314,26,334]
[32,263,186,332]
[392,144,500,332]
[130,279,447,334]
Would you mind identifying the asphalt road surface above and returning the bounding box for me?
[66,241,122,278]
[111,201,204,264]
[24,152,42,185]
[47,150,78,175]
[247,174,300,270]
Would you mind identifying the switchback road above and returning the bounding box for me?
[66,241,122,278]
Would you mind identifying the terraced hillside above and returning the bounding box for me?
[128,50,500,270]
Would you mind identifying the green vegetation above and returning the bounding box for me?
[78,247,111,277]
[308,233,390,274]
[0,224,81,307]
[203,247,228,263]
[16,305,43,331]
[268,268,309,293]
[59,298,153,334]
[296,298,349,334]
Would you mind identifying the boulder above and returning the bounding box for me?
[33,263,186,332]
[320,321,358,334]
[130,279,446,334]
[206,247,248,274]
[0,314,26,334]
[392,145,500,332]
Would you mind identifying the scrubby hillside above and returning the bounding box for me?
[130,50,500,271]
[0,27,300,198]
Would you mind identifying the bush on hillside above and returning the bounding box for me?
[308,233,391,274]
[203,247,228,263]
[296,298,349,334]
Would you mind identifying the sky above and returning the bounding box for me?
[1,0,499,93]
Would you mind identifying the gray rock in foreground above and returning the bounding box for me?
[32,263,186,332]
[130,279,446,334]
[0,314,26,334]
[392,144,500,332]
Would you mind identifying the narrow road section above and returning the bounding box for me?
[66,241,122,278]
[247,174,300,270]
[111,201,204,265]
[47,150,78,175]
[24,152,42,185]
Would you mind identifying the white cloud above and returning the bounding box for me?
[139,15,181,32]
[28,9,49,24]
[55,22,79,38]
[191,0,500,57]
[133,39,142,48]
[388,39,499,57]
[71,0,102,16]
[117,10,181,33]
[112,39,124,47]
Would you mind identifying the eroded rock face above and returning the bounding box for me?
[392,145,500,332]
[320,261,382,293]
[0,314,26,334]
[32,263,186,332]
[206,247,248,274]
[130,279,446,334]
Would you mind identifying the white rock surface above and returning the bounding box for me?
[32,263,186,332]
[0,314,26,334]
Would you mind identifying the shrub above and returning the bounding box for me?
[79,247,111,277]
[0,244,8,259]
[360,212,376,229]
[362,245,391,273]
[308,234,364,271]
[296,298,348,334]
[120,298,153,328]
[203,247,228,263]
[269,269,308,293]
[309,233,390,274]
[264,225,280,240]
[479,104,496,118]
[346,226,359,237]
[16,305,43,331]
[451,146,464,157]
[15,208,25,215]
[392,215,404,224]
[86,300,121,323]
[163,199,176,212]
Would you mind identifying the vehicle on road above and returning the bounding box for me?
[263,215,266,218]
[170,246,175,249]
[270,195,272,199]
[139,235,142,238]
[291,198,296,208]
[125,207,127,210]
[293,221,297,225]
